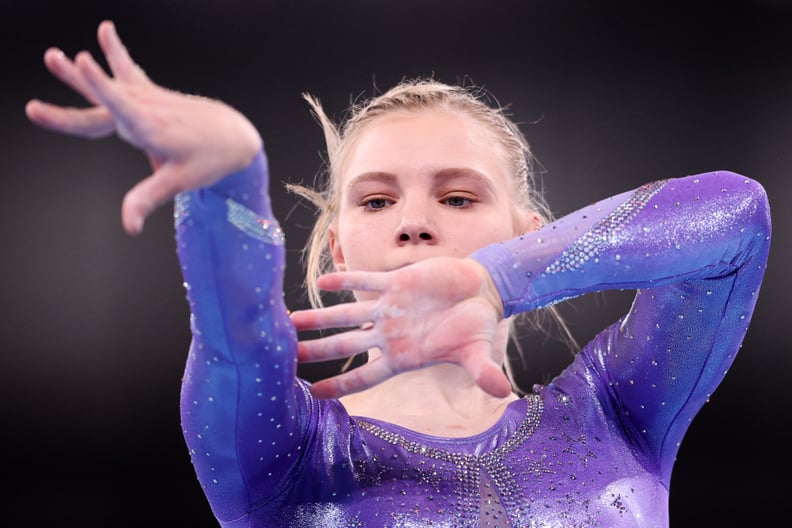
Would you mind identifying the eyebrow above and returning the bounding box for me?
[345,168,497,194]
[345,171,398,193]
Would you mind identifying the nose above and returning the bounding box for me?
[395,213,437,246]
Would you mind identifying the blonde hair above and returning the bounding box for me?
[287,78,577,392]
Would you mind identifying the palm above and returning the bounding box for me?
[291,257,512,399]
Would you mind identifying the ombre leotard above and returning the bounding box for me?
[175,150,770,527]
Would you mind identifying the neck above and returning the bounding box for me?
[367,362,515,409]
[339,320,519,436]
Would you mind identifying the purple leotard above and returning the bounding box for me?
[175,150,770,527]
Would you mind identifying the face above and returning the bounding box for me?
[330,110,537,298]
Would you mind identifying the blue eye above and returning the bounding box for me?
[444,195,473,208]
[363,197,391,210]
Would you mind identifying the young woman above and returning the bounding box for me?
[27,21,771,528]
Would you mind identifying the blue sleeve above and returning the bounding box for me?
[471,171,771,482]
[174,151,313,525]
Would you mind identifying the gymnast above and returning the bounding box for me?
[26,20,771,527]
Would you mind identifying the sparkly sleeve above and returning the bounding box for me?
[471,171,771,481]
[174,151,310,525]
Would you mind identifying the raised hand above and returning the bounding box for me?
[290,256,513,399]
[26,20,262,235]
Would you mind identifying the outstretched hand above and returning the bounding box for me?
[290,257,512,400]
[26,20,262,235]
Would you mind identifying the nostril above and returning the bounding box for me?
[419,232,431,240]
[399,233,410,242]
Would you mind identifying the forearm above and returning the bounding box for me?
[176,151,306,521]
[472,171,770,316]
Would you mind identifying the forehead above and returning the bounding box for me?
[353,108,492,147]
[340,109,508,184]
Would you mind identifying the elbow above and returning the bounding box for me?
[733,172,771,239]
[712,171,772,257]
[699,170,771,237]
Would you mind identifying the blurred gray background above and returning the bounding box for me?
[2,0,790,525]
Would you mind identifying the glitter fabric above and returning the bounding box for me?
[176,152,771,527]
[226,198,285,246]
[544,180,666,275]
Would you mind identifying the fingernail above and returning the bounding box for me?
[44,48,65,63]
[125,216,144,236]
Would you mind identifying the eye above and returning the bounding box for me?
[360,196,393,211]
[442,194,475,208]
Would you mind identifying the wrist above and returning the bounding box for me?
[466,258,504,320]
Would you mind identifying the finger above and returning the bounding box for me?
[316,271,391,293]
[290,300,377,331]
[459,345,513,398]
[309,358,394,399]
[74,51,138,124]
[121,163,184,235]
[296,328,379,363]
[97,20,149,85]
[25,99,114,138]
[43,47,102,105]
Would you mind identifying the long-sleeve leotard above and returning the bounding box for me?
[175,150,770,527]
[471,174,771,485]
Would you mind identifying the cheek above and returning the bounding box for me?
[447,217,514,254]
[337,218,383,267]
[466,209,518,241]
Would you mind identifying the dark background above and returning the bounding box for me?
[2,0,790,525]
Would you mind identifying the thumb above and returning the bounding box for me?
[121,163,182,235]
[461,345,513,398]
